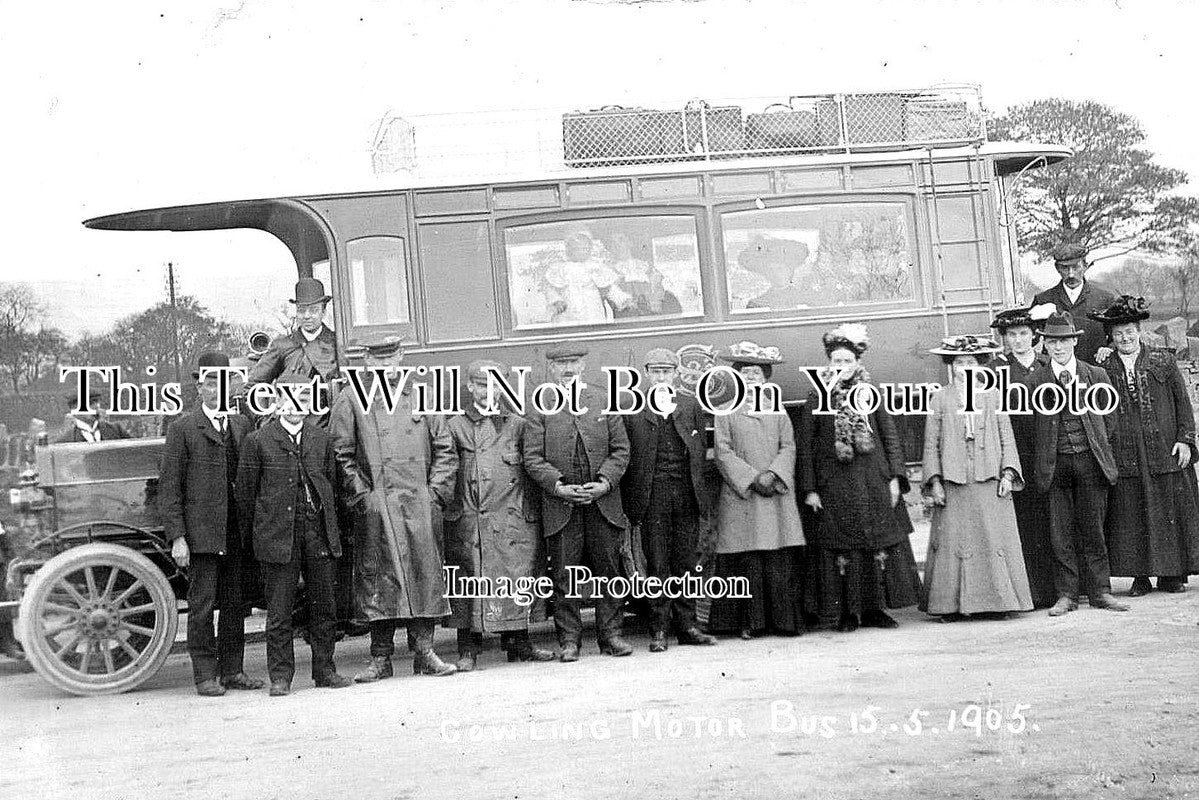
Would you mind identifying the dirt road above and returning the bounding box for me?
[2,578,1197,800]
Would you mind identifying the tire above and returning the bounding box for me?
[17,543,178,696]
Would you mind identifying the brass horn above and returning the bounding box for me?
[248,331,272,355]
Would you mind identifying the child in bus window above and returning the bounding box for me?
[542,231,631,325]
[741,236,812,310]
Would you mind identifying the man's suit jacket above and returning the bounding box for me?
[621,393,718,524]
[247,325,339,383]
[523,385,630,537]
[158,408,252,554]
[1032,281,1117,364]
[54,420,131,444]
[1030,360,1119,493]
[235,418,342,564]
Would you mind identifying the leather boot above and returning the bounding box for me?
[1128,577,1153,597]
[559,642,580,663]
[649,632,668,653]
[677,627,717,646]
[455,630,481,672]
[1089,593,1129,612]
[598,635,633,657]
[1047,597,1078,617]
[1157,576,1187,593]
[354,656,394,683]
[414,649,458,676]
[506,631,555,662]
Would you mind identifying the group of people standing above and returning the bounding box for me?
[152,244,1199,698]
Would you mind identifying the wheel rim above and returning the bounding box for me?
[31,563,170,686]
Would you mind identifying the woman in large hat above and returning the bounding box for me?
[920,336,1033,620]
[796,324,922,632]
[706,341,807,638]
[1088,296,1199,596]
[990,303,1058,608]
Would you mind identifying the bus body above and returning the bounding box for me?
[84,106,1068,458]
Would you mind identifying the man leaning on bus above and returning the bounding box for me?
[523,344,633,662]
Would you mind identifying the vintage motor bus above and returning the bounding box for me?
[8,87,1068,694]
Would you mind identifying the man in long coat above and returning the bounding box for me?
[1032,242,1117,364]
[621,347,719,652]
[159,352,264,696]
[524,344,632,662]
[1031,311,1127,616]
[330,335,458,680]
[444,359,555,670]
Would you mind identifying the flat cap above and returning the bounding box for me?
[361,334,404,357]
[466,358,507,381]
[643,347,679,368]
[1052,242,1088,264]
[545,343,588,361]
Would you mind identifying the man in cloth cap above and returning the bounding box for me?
[1029,311,1127,616]
[621,347,719,652]
[236,373,353,695]
[248,278,340,385]
[524,344,633,661]
[330,335,459,680]
[443,359,556,671]
[159,352,264,696]
[1032,242,1118,364]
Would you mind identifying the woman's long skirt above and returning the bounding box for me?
[706,547,804,635]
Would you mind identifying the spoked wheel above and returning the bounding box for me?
[17,543,178,696]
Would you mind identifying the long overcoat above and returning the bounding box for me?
[444,406,543,632]
[330,385,457,621]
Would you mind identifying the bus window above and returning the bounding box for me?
[347,236,410,326]
[503,216,702,330]
[722,201,916,312]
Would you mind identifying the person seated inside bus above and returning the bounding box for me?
[605,231,682,319]
[740,236,813,310]
[55,388,131,443]
[542,231,633,325]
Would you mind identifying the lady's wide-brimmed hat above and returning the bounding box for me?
[1087,295,1152,326]
[822,323,870,357]
[737,235,810,274]
[1039,310,1085,339]
[928,335,1003,357]
[719,341,785,366]
[990,302,1056,332]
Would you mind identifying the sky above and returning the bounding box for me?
[1,0,1197,335]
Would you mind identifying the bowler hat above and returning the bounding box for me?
[1039,311,1085,339]
[545,344,589,361]
[290,277,332,306]
[193,351,230,379]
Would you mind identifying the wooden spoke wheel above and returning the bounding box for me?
[18,543,178,696]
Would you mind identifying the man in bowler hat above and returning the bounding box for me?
[1030,312,1128,616]
[159,352,264,695]
[523,344,633,661]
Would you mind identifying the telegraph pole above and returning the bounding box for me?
[167,262,182,386]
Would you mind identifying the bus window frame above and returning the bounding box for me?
[415,214,502,346]
[341,232,418,342]
[713,191,927,321]
[492,205,715,338]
